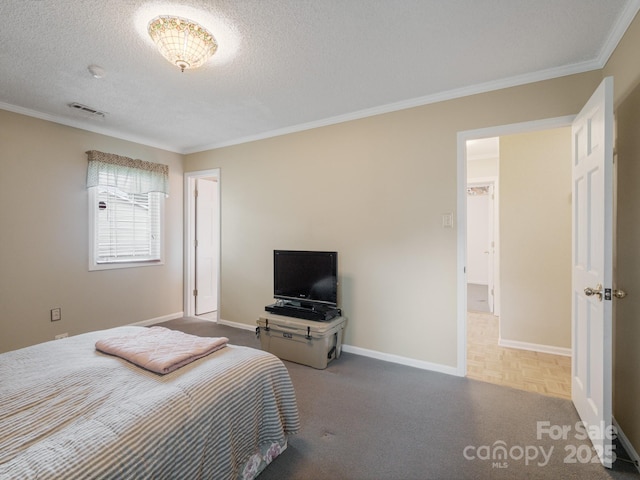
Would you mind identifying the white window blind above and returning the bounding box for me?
[95,187,162,263]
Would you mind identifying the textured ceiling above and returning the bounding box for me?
[0,0,638,154]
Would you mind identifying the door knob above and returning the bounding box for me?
[614,289,627,299]
[584,283,603,301]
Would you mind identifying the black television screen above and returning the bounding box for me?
[274,250,338,307]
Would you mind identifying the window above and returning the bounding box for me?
[86,150,169,271]
[90,187,163,266]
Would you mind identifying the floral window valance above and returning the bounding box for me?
[86,150,169,196]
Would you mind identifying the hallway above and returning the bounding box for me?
[467,311,572,400]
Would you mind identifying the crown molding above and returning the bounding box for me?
[185,59,601,154]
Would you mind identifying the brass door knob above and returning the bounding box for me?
[614,289,627,299]
[584,284,603,301]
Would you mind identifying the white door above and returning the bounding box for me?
[466,189,490,284]
[466,184,495,312]
[571,77,614,467]
[486,184,495,312]
[195,178,219,315]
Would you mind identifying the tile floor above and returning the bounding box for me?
[466,311,572,400]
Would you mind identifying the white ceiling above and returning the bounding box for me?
[1,1,638,154]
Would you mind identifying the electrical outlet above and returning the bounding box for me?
[55,333,68,340]
[51,308,61,322]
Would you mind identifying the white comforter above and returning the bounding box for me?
[0,326,299,480]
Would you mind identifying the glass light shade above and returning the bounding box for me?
[148,16,218,72]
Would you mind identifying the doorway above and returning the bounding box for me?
[458,118,574,398]
[185,169,221,321]
[466,181,496,313]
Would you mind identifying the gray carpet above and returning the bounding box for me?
[156,317,639,480]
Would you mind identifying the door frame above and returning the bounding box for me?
[184,168,221,320]
[456,115,575,376]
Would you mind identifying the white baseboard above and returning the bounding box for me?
[129,311,184,327]
[197,318,460,376]
[221,319,460,375]
[218,318,257,332]
[498,338,571,357]
[614,417,640,472]
[341,344,461,377]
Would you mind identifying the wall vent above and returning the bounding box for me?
[69,102,106,119]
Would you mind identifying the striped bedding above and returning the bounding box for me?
[0,326,300,480]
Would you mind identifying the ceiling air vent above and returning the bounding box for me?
[69,102,106,119]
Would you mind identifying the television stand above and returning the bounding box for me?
[257,313,346,369]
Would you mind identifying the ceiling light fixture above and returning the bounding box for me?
[148,15,218,72]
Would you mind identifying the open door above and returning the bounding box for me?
[194,178,219,316]
[571,76,614,467]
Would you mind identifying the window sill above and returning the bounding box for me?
[89,259,164,271]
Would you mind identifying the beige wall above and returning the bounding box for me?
[614,79,640,465]
[604,10,640,458]
[0,110,184,353]
[499,128,572,348]
[185,72,601,368]
[467,157,498,179]
[604,11,640,106]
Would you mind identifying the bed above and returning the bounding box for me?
[0,326,300,479]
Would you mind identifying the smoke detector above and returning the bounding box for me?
[88,65,106,79]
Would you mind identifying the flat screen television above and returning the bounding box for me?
[273,250,338,307]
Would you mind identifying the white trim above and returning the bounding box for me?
[184,169,221,319]
[218,318,257,331]
[457,115,575,377]
[613,417,640,473]
[341,344,461,377]
[497,338,571,357]
[456,136,469,377]
[462,116,576,140]
[129,311,184,327]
